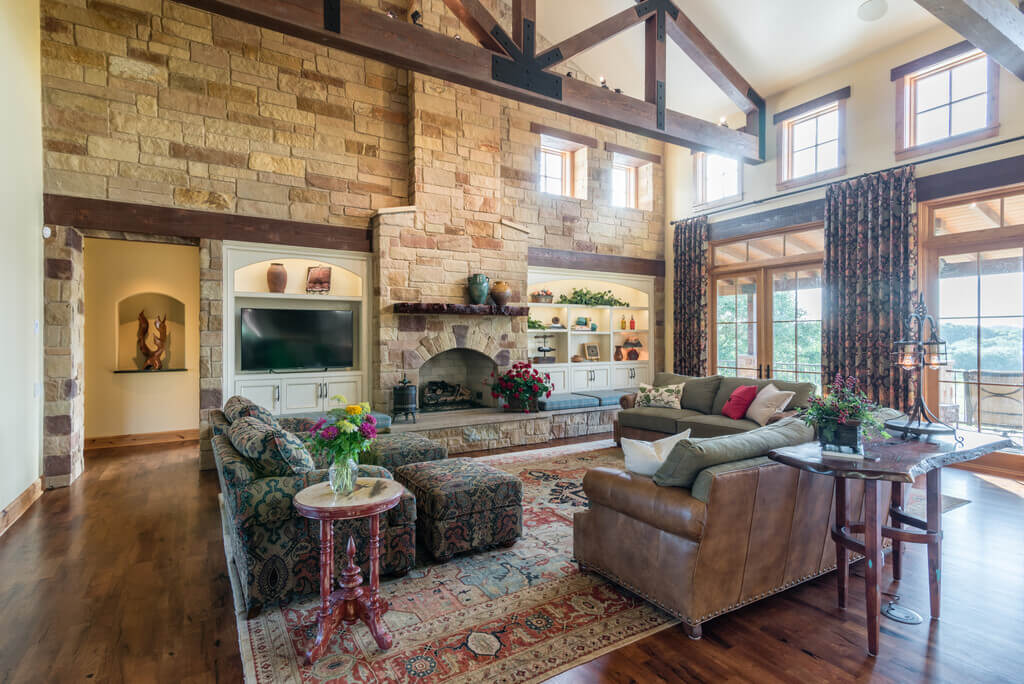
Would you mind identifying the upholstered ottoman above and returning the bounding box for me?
[394,458,523,561]
[367,432,447,471]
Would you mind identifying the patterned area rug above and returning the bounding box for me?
[232,439,678,683]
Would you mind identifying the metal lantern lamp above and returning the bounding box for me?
[886,294,960,441]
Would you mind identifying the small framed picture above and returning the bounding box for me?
[583,343,601,361]
[306,265,332,294]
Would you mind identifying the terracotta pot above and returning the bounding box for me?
[504,397,539,413]
[266,263,287,293]
[490,281,512,307]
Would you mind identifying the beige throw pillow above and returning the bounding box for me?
[745,383,796,426]
[623,429,692,477]
[634,382,685,409]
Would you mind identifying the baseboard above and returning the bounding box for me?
[950,451,1024,481]
[85,428,200,450]
[1,477,43,538]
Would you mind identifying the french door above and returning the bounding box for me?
[713,264,824,391]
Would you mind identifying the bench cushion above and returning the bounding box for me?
[575,389,633,406]
[538,393,600,411]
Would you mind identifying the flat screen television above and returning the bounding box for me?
[240,308,354,371]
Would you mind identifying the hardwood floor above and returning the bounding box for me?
[0,438,1021,683]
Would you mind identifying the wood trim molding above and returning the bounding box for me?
[84,429,201,451]
[890,40,974,81]
[772,86,851,125]
[1,477,43,539]
[605,142,661,165]
[706,199,825,242]
[894,124,1001,161]
[43,195,372,252]
[529,123,598,149]
[527,246,665,277]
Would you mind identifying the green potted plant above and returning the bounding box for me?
[309,397,378,495]
[490,362,553,413]
[799,373,889,455]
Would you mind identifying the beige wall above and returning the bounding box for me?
[1,0,44,508]
[84,238,199,438]
[664,24,1024,370]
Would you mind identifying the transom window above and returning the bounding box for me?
[694,152,741,208]
[787,104,839,180]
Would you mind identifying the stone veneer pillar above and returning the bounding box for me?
[42,226,85,488]
[198,238,223,470]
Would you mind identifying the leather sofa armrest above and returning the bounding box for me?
[582,467,706,541]
[767,409,798,425]
[620,393,637,410]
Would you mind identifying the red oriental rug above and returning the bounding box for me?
[229,440,677,683]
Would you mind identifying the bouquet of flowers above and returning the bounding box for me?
[489,362,553,413]
[309,397,378,494]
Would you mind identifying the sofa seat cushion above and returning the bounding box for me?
[582,467,706,541]
[678,414,761,438]
[574,389,632,406]
[619,407,701,434]
[227,417,315,477]
[366,432,447,471]
[538,393,600,411]
[653,416,814,488]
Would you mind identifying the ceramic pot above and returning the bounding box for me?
[467,273,490,305]
[266,263,287,293]
[504,397,539,413]
[627,348,640,361]
[817,418,864,455]
[490,281,512,307]
[614,345,624,361]
[328,457,359,496]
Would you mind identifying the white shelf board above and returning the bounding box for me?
[235,291,363,302]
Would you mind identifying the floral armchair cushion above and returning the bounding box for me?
[224,395,282,430]
[227,417,315,477]
[634,382,686,409]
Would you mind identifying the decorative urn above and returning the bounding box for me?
[490,281,512,307]
[266,263,287,293]
[467,273,490,305]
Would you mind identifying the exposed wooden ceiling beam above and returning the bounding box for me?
[913,0,1024,81]
[176,0,762,160]
[535,6,654,68]
[664,7,759,114]
[442,0,507,54]
[513,0,535,49]
[645,12,666,130]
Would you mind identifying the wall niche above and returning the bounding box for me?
[116,292,187,372]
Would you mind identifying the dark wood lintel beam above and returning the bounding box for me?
[528,246,665,277]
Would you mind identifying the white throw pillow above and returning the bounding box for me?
[745,383,796,426]
[623,429,692,476]
[634,382,685,409]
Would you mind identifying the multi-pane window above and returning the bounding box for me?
[695,152,741,207]
[611,163,637,209]
[541,147,569,196]
[787,105,840,179]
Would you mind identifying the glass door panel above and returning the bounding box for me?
[771,267,824,392]
[715,274,759,379]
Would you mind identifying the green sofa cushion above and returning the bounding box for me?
[690,456,776,503]
[710,377,816,415]
[619,407,702,433]
[680,375,722,414]
[654,371,690,387]
[653,416,814,488]
[678,414,761,438]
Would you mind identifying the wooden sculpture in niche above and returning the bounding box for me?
[137,311,169,370]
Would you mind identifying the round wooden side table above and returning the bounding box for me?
[293,478,404,664]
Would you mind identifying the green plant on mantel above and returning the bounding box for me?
[527,316,546,330]
[557,288,629,307]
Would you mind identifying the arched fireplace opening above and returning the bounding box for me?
[418,348,498,412]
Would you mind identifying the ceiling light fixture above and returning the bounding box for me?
[857,0,888,22]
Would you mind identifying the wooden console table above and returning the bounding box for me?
[769,432,1012,656]
[293,478,404,664]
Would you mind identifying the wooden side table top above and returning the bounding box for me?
[294,479,404,520]
[770,432,1014,483]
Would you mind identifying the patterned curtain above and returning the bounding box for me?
[673,216,710,376]
[822,165,918,410]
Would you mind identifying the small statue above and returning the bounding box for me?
[137,311,168,370]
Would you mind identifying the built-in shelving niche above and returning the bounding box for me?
[115,291,187,372]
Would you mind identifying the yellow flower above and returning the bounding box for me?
[345,404,363,416]
[338,421,357,433]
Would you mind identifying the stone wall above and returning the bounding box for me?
[42,226,85,488]
[41,0,409,227]
[198,238,222,469]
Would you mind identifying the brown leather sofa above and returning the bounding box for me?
[574,455,892,637]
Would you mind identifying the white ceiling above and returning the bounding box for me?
[536,0,942,121]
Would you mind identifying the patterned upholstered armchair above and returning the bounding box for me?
[210,410,416,615]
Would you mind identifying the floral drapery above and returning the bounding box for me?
[673,216,710,376]
[822,165,918,411]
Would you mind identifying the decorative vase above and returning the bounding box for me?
[468,273,490,305]
[266,263,287,293]
[817,418,864,455]
[627,348,640,361]
[614,345,624,361]
[490,281,512,307]
[328,456,359,496]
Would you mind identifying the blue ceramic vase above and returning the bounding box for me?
[467,273,490,305]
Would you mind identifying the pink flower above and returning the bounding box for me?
[320,425,339,440]
[365,414,377,427]
[360,422,377,439]
[313,418,327,431]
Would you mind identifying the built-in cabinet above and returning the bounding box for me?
[235,372,363,415]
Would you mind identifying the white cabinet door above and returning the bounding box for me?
[612,366,633,388]
[235,379,280,414]
[282,378,323,414]
[571,368,591,391]
[633,365,650,386]
[589,366,610,390]
[544,366,569,393]
[325,378,361,409]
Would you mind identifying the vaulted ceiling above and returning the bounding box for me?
[538,0,943,121]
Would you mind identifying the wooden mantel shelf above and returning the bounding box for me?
[393,303,529,316]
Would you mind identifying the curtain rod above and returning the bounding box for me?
[670,134,1024,225]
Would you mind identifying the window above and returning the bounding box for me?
[608,144,657,211]
[611,164,637,208]
[895,47,998,159]
[541,147,570,196]
[694,152,741,208]
[774,87,849,190]
[534,125,590,200]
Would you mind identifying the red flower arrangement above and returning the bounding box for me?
[489,362,553,413]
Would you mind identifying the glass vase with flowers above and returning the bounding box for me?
[309,397,378,496]
[798,373,889,456]
[489,362,553,413]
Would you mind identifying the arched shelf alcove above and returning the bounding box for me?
[116,291,187,371]
[233,256,363,300]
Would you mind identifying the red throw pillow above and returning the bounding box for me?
[721,385,759,420]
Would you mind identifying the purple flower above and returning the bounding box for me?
[320,425,339,440]
[359,422,377,439]
[313,418,327,431]
[365,414,377,427]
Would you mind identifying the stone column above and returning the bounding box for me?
[198,238,223,470]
